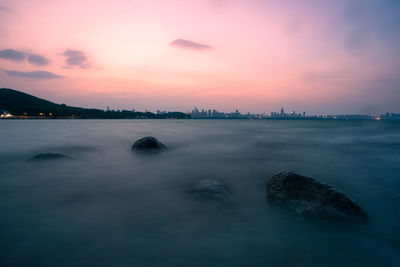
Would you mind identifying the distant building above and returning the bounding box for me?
[379,113,400,120]
[188,106,391,120]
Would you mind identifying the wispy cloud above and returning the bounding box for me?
[0,49,25,62]
[4,70,63,79]
[62,49,90,69]
[169,39,213,51]
[27,53,50,66]
[0,49,50,66]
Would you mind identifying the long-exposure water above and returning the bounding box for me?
[0,120,399,266]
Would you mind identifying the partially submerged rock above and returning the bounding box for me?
[131,136,166,150]
[30,152,68,161]
[190,179,229,200]
[266,172,367,222]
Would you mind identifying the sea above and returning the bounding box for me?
[0,119,399,267]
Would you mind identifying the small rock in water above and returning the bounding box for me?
[31,152,68,161]
[266,172,368,223]
[131,136,166,150]
[190,179,229,200]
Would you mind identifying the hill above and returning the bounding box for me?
[0,88,190,119]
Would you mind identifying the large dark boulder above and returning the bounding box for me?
[30,152,68,161]
[190,179,229,200]
[131,136,166,150]
[266,172,367,222]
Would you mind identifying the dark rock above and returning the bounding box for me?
[131,136,166,150]
[190,179,229,200]
[266,172,368,222]
[31,152,68,161]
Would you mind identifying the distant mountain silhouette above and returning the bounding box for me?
[0,88,190,119]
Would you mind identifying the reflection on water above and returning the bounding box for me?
[0,120,399,266]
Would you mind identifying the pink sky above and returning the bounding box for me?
[0,0,399,114]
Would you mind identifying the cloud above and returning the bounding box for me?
[0,49,50,66]
[4,70,63,79]
[62,49,90,68]
[169,39,213,51]
[0,49,25,62]
[27,53,50,66]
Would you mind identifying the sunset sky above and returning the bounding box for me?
[0,0,399,114]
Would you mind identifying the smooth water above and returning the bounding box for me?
[0,120,399,267]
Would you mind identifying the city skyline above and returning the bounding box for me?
[101,105,398,117]
[2,86,399,120]
[0,0,400,114]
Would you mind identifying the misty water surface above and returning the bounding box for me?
[0,120,399,267]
